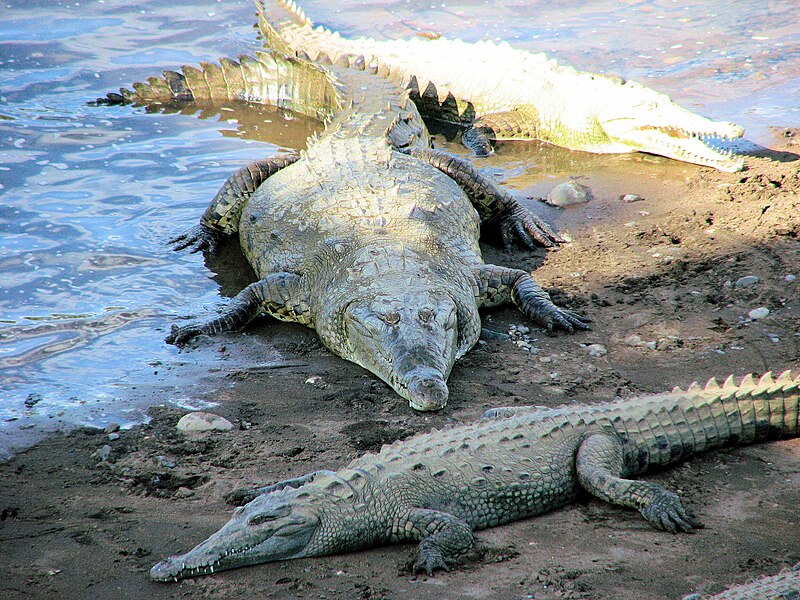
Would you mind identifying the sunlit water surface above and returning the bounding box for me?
[1,0,798,458]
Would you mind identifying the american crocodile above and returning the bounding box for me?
[257,0,745,172]
[149,370,800,581]
[100,49,587,411]
[682,562,800,600]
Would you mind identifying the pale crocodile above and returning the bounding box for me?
[258,0,745,171]
[99,48,587,411]
[683,562,800,600]
[149,370,800,581]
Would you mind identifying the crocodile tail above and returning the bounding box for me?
[94,50,344,122]
[635,370,800,469]
[256,0,315,56]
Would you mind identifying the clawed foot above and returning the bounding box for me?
[412,546,457,576]
[499,205,566,249]
[224,487,262,506]
[165,323,205,347]
[544,307,592,334]
[640,489,704,533]
[169,224,224,254]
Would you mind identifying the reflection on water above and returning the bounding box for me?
[0,0,797,459]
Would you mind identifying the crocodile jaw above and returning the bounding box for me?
[598,82,745,172]
[150,492,318,582]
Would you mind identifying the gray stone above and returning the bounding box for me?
[786,274,796,282]
[545,181,593,207]
[748,307,770,320]
[621,194,644,203]
[585,344,607,357]
[176,411,234,432]
[735,275,759,288]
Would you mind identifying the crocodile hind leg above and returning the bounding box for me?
[170,155,298,253]
[399,147,564,248]
[166,271,311,346]
[461,109,540,157]
[473,264,590,332]
[576,433,704,533]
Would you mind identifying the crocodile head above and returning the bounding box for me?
[150,486,323,581]
[594,76,745,172]
[340,289,464,411]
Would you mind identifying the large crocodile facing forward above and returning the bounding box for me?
[149,370,800,581]
[101,49,587,411]
[258,0,745,171]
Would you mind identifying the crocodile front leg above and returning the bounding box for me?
[170,155,298,253]
[224,471,335,506]
[473,264,590,332]
[166,271,311,346]
[400,147,564,248]
[576,433,704,533]
[401,508,475,575]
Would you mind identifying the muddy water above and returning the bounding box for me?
[0,0,797,459]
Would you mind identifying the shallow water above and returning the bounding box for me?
[1,0,798,458]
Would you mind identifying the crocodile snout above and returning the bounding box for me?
[407,373,449,411]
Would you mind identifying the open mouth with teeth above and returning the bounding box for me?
[636,124,745,172]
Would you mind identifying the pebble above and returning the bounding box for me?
[93,444,112,462]
[176,411,234,432]
[155,455,177,469]
[748,307,770,320]
[786,274,796,282]
[621,194,644,203]
[585,343,607,357]
[624,334,643,347]
[107,432,120,441]
[545,181,593,207]
[103,422,120,434]
[174,487,195,499]
[735,275,759,288]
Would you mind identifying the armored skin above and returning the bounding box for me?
[101,48,587,411]
[148,371,800,581]
[258,0,745,171]
[682,562,800,600]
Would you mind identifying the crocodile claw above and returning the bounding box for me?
[640,489,704,533]
[500,205,565,250]
[413,547,455,576]
[169,223,223,254]
[165,323,204,347]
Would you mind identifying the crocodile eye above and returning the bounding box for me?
[418,308,433,323]
[380,312,400,325]
[248,513,277,526]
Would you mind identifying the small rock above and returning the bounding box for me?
[93,444,113,462]
[516,325,531,335]
[621,194,644,203]
[786,274,796,282]
[176,411,234,432]
[748,307,770,320]
[155,455,177,468]
[174,487,195,499]
[545,181,594,207]
[624,334,643,347]
[107,432,120,441]
[103,422,120,434]
[735,275,759,288]
[645,341,658,351]
[304,375,328,389]
[585,344,607,357]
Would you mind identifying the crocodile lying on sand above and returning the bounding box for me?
[683,562,800,600]
[148,370,800,581]
[257,0,745,171]
[99,48,587,411]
